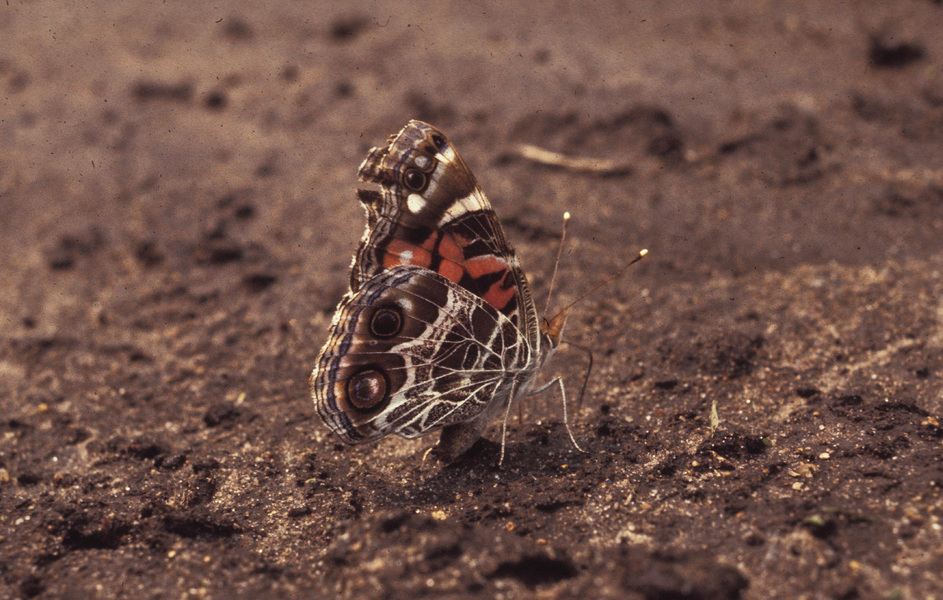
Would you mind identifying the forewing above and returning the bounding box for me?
[350,120,539,344]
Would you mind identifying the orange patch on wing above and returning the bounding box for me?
[438,261,464,283]
[466,255,515,311]
[383,239,433,269]
[465,254,509,278]
[420,232,440,251]
[383,232,467,284]
[437,233,465,264]
[483,280,516,312]
[434,233,466,284]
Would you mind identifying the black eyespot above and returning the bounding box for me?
[430,134,447,151]
[370,306,402,338]
[403,168,426,192]
[346,368,388,411]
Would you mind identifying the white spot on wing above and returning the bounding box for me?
[438,188,490,224]
[407,193,427,213]
[436,146,457,163]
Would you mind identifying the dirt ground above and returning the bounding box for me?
[2,2,942,599]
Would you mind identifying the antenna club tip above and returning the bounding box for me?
[563,211,571,221]
[639,248,649,257]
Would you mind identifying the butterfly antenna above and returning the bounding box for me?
[549,248,649,323]
[543,212,571,316]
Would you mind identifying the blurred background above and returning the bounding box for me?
[2,2,942,599]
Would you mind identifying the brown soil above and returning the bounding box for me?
[2,3,942,599]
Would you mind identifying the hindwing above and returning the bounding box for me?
[313,265,530,443]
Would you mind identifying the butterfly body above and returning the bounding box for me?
[312,121,564,461]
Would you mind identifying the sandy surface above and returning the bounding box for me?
[2,2,942,599]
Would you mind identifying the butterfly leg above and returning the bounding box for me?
[530,377,585,454]
[498,380,521,466]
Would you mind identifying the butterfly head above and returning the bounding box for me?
[541,310,569,349]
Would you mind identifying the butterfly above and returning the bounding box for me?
[311,120,580,463]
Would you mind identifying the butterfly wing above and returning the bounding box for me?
[312,265,530,443]
[350,120,540,349]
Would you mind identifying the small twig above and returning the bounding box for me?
[516,144,635,175]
